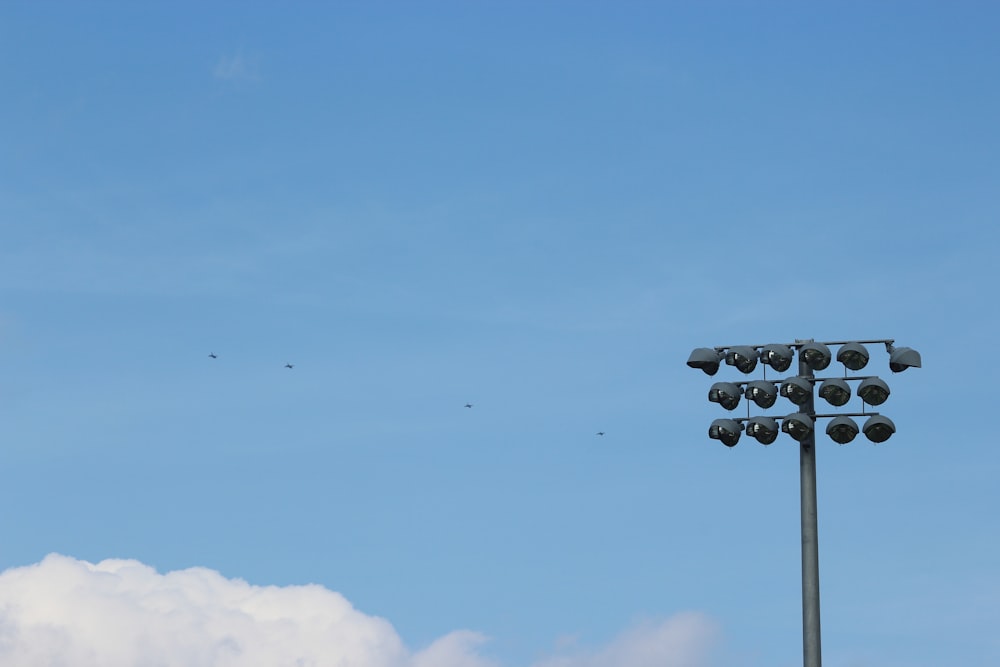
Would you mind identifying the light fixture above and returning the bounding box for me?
[857,377,890,406]
[708,382,742,410]
[761,344,794,372]
[818,379,851,407]
[799,342,832,371]
[862,415,896,443]
[687,348,723,376]
[836,343,869,371]
[745,380,779,409]
[780,377,813,405]
[725,346,759,374]
[747,416,780,445]
[687,336,919,667]
[825,416,859,444]
[782,413,814,442]
[709,419,743,447]
[888,346,922,373]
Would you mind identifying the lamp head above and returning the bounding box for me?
[779,376,813,406]
[746,416,780,445]
[745,381,778,409]
[725,346,759,374]
[818,378,852,407]
[687,348,723,376]
[863,415,896,443]
[709,382,742,410]
[888,346,922,373]
[799,342,832,371]
[857,377,891,406]
[826,416,860,444]
[782,413,815,442]
[837,342,870,371]
[709,419,743,447]
[760,344,794,372]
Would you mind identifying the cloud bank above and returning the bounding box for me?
[0,554,718,667]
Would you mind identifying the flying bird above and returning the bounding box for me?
[285,363,294,369]
[464,403,473,408]
[596,431,605,436]
[208,353,217,359]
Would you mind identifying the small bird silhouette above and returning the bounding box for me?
[596,431,605,436]
[464,403,473,408]
[208,353,217,359]
[285,363,294,369]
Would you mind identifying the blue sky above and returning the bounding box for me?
[1,2,998,666]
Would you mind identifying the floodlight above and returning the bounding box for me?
[725,346,759,374]
[709,419,743,447]
[799,342,832,371]
[863,415,896,443]
[780,376,813,406]
[687,348,723,376]
[837,343,870,371]
[747,416,780,445]
[782,413,815,442]
[825,416,859,444]
[709,382,742,410]
[888,346,922,373]
[857,377,890,406]
[760,344,794,372]
[745,380,779,409]
[818,378,851,407]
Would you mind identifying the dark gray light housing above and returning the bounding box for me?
[782,413,815,442]
[819,378,852,407]
[709,382,742,410]
[889,346,922,373]
[687,348,723,376]
[780,377,813,406]
[745,381,779,409]
[799,342,832,371]
[826,416,859,444]
[747,416,780,445]
[709,419,743,447]
[857,377,890,406]
[837,343,870,371]
[760,344,794,372]
[863,415,896,443]
[725,346,759,374]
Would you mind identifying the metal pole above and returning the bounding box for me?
[799,353,822,667]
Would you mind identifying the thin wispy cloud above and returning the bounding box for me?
[213,53,259,82]
[0,555,721,667]
[533,614,720,667]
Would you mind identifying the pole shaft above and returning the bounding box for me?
[799,357,822,667]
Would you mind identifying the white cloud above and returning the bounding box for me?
[0,555,719,667]
[532,614,720,667]
[412,631,499,667]
[213,53,258,82]
[0,554,477,667]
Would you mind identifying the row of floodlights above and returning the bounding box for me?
[711,414,895,447]
[687,342,921,376]
[710,376,891,411]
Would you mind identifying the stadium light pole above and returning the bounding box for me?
[798,347,821,667]
[687,338,920,667]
